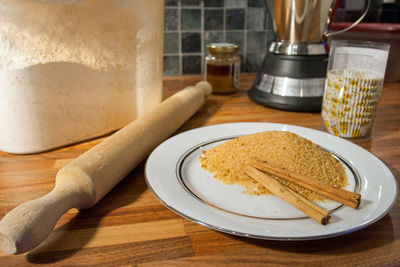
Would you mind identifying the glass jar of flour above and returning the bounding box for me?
[0,0,164,154]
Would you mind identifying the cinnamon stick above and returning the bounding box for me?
[285,186,330,217]
[250,158,361,209]
[246,166,331,225]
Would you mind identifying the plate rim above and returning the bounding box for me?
[145,122,399,241]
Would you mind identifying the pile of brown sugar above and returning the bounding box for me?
[199,131,348,201]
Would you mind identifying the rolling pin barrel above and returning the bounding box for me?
[0,81,212,255]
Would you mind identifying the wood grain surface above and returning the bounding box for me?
[0,74,399,266]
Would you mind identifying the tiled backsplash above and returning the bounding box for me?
[163,0,399,76]
[163,0,274,76]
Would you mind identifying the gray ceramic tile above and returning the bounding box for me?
[266,29,276,48]
[245,53,265,72]
[246,31,267,53]
[204,31,224,51]
[181,0,201,6]
[226,9,245,30]
[204,9,223,30]
[247,8,265,30]
[165,0,178,6]
[236,53,245,72]
[248,0,265,7]
[164,9,178,31]
[224,0,246,8]
[264,11,273,30]
[164,32,179,54]
[204,0,224,7]
[181,32,201,53]
[164,55,180,76]
[182,55,202,74]
[225,31,244,53]
[181,9,201,31]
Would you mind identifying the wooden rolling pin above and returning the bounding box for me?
[0,81,212,255]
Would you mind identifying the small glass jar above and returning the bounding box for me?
[205,43,240,94]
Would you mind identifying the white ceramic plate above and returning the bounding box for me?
[145,123,398,240]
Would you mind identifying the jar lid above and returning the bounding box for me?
[207,43,239,54]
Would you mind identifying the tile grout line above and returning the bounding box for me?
[243,0,248,72]
[223,5,226,41]
[178,0,182,75]
[201,0,204,75]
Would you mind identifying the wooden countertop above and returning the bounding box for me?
[0,74,399,266]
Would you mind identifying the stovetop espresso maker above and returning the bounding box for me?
[248,0,369,112]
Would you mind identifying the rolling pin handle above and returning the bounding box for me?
[0,182,94,254]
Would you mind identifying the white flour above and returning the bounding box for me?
[0,0,141,71]
[0,0,163,153]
